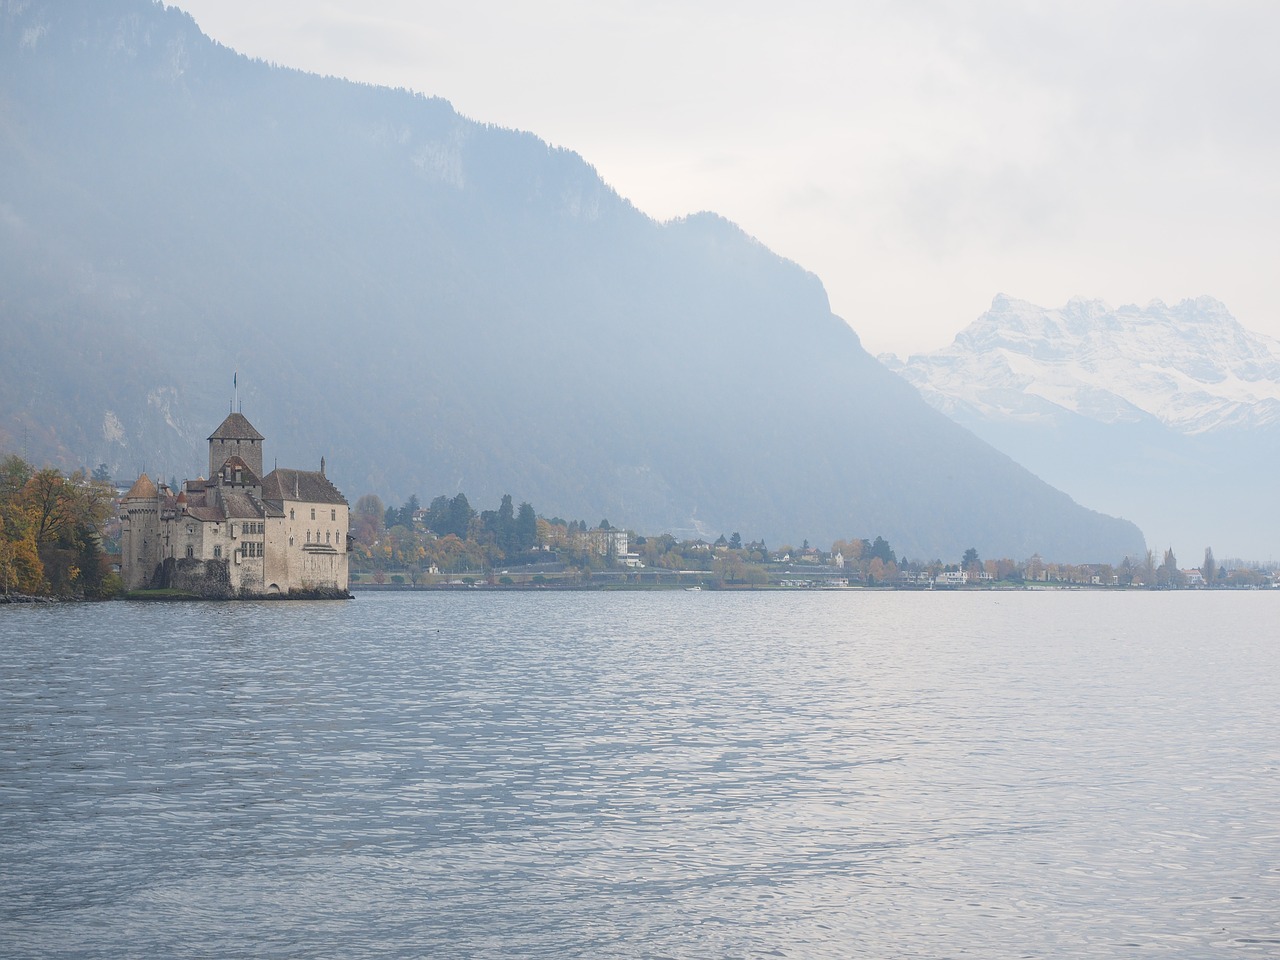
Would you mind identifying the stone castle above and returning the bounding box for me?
[121,411,350,598]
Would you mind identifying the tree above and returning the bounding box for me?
[1142,549,1156,588]
[728,532,742,551]
[515,502,537,551]
[352,493,385,544]
[869,536,896,564]
[1,454,33,502]
[868,557,887,584]
[1201,548,1216,588]
[0,502,44,596]
[496,494,515,553]
[397,494,420,529]
[23,468,78,546]
[446,493,474,539]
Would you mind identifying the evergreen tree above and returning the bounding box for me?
[398,494,420,529]
[497,494,515,552]
[425,495,452,533]
[516,502,537,551]
[447,493,474,539]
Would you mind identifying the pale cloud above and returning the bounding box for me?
[169,1,1280,353]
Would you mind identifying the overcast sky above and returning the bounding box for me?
[169,1,1279,355]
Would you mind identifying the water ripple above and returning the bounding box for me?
[2,592,1279,957]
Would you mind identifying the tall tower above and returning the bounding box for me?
[208,412,265,478]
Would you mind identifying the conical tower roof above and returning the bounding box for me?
[124,472,158,499]
[208,412,264,441]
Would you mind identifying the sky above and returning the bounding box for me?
[168,1,1280,356]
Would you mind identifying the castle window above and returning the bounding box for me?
[326,531,331,543]
[289,536,294,547]
[306,531,311,543]
[214,546,222,558]
[331,509,336,521]
[311,508,316,520]
[186,546,193,559]
[290,509,295,520]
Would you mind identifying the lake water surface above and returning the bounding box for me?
[2,591,1278,958]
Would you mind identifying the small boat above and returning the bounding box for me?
[685,585,702,591]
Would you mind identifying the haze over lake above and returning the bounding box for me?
[3,592,1278,958]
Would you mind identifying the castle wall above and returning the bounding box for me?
[266,500,349,592]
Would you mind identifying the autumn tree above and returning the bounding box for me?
[352,493,386,544]
[0,501,43,595]
[0,460,116,597]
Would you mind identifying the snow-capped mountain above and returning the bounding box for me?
[883,295,1280,560]
[884,295,1280,435]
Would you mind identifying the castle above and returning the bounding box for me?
[120,410,350,598]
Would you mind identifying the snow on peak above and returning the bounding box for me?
[894,296,1280,434]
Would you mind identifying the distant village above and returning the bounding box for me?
[344,492,1278,592]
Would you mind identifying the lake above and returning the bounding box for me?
[2,591,1278,958]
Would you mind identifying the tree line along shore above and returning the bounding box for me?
[3,459,1274,601]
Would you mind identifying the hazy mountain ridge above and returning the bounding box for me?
[0,0,1144,562]
[885,295,1280,557]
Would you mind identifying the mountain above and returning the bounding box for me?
[0,0,1145,563]
[885,295,1280,559]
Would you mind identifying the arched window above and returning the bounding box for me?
[214,546,221,559]
[186,546,193,559]
[306,531,311,543]
[290,508,295,520]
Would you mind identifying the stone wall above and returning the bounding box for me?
[153,557,234,599]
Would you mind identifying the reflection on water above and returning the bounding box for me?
[2,592,1278,958]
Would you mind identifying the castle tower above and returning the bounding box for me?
[208,412,265,479]
[120,472,160,590]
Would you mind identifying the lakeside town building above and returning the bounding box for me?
[120,410,349,597]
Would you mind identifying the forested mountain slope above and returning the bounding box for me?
[0,0,1144,562]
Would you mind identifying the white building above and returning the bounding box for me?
[120,411,349,597]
